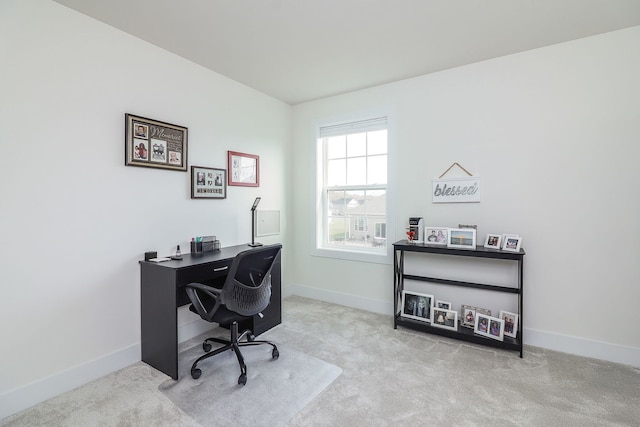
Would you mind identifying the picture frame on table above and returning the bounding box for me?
[447,228,476,249]
[474,314,504,341]
[460,305,492,329]
[424,227,448,245]
[125,113,187,171]
[431,308,458,331]
[502,235,522,252]
[484,233,503,249]
[401,290,434,323]
[190,166,227,199]
[435,300,452,310]
[228,150,259,187]
[499,310,519,339]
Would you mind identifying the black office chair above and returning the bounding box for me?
[185,244,282,385]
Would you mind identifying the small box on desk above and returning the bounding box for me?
[191,236,220,253]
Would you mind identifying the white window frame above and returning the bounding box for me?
[311,114,395,264]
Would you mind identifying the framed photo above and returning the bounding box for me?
[474,314,504,341]
[401,290,434,323]
[447,228,476,249]
[435,300,452,310]
[460,305,492,329]
[191,166,227,199]
[484,234,502,249]
[228,150,259,187]
[502,235,522,252]
[432,308,458,331]
[125,114,187,171]
[424,227,448,245]
[499,310,519,339]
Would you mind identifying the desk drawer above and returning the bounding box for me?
[176,259,232,307]
[176,259,232,287]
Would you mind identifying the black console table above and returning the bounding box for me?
[140,244,282,379]
[393,240,524,357]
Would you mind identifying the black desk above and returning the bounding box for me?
[140,244,282,379]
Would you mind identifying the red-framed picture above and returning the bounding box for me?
[228,150,259,187]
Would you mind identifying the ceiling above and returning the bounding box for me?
[53,0,640,105]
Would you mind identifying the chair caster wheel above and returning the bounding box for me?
[203,342,212,352]
[238,373,247,385]
[272,348,279,360]
[247,334,255,342]
[191,368,202,379]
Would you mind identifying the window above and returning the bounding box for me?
[316,117,388,257]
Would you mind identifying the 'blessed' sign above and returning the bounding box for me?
[432,176,481,203]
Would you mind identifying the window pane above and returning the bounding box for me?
[327,159,346,186]
[346,157,366,185]
[365,190,386,215]
[327,217,348,244]
[326,135,346,159]
[367,155,387,185]
[328,190,346,215]
[346,132,366,157]
[345,190,365,216]
[367,130,387,155]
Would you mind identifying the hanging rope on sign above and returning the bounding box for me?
[438,162,473,178]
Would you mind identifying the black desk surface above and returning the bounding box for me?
[140,244,256,269]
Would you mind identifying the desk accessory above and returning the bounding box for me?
[191,236,220,253]
[144,251,157,261]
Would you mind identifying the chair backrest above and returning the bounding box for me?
[221,244,282,316]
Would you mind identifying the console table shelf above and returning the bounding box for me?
[393,240,525,357]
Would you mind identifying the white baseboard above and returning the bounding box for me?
[289,284,393,316]
[0,320,213,421]
[289,284,640,369]
[0,343,140,421]
[524,327,640,368]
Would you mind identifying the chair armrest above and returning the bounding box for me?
[185,282,222,322]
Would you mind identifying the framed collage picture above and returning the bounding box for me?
[191,166,227,199]
[125,114,187,171]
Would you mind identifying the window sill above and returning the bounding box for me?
[311,246,391,265]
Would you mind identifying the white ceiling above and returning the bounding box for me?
[53,0,640,105]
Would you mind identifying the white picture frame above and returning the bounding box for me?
[447,228,476,250]
[424,227,448,246]
[499,310,519,339]
[474,314,504,341]
[431,308,458,331]
[502,235,522,252]
[461,305,491,329]
[435,300,452,310]
[401,290,434,323]
[484,233,502,249]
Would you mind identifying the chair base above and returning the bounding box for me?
[190,321,279,385]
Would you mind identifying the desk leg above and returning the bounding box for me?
[141,265,179,380]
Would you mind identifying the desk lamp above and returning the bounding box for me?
[249,197,263,247]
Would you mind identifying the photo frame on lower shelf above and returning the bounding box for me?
[474,314,504,341]
[461,305,491,329]
[401,290,434,323]
[499,310,519,339]
[431,308,458,331]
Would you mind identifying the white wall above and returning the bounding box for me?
[0,0,290,417]
[290,27,640,366]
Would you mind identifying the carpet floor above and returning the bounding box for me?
[2,295,639,426]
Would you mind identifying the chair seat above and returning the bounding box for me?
[188,294,251,327]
